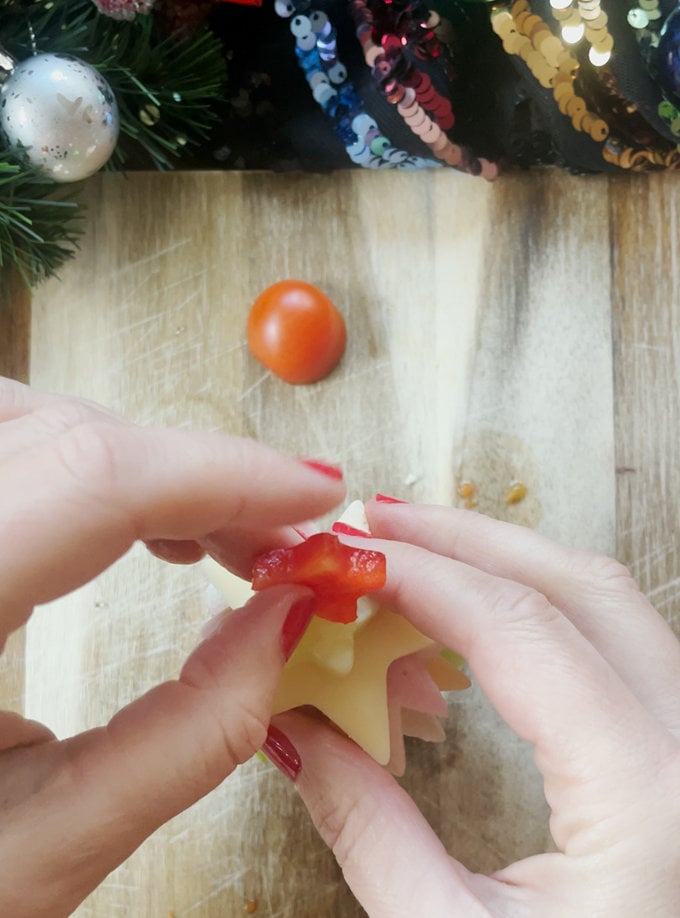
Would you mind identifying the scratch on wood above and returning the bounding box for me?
[630,343,670,352]
[122,239,192,273]
[240,370,270,400]
[161,268,209,292]
[646,575,680,599]
[628,542,677,575]
[112,312,163,336]
[318,359,391,387]
[171,289,201,312]
[184,871,247,913]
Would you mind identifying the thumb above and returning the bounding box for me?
[0,586,314,918]
[276,710,505,917]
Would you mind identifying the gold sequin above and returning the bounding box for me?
[547,0,613,68]
[496,2,638,167]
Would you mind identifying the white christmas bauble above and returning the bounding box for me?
[0,53,119,183]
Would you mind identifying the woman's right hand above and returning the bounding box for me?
[280,500,680,917]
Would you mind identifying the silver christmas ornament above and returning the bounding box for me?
[0,52,119,183]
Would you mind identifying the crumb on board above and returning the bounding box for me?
[456,480,477,509]
[504,481,527,505]
[244,899,258,914]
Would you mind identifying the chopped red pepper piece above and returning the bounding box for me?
[251,532,386,624]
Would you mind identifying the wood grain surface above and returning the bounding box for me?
[611,174,680,631]
[1,167,678,916]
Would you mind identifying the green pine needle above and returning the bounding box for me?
[0,0,227,283]
[0,155,83,286]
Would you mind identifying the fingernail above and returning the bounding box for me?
[262,724,301,781]
[300,458,344,481]
[146,538,205,564]
[375,493,408,504]
[331,521,372,538]
[281,596,316,661]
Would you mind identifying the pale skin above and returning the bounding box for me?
[284,507,680,917]
[0,376,342,916]
[1,377,679,917]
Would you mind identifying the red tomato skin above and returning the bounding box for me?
[247,280,347,384]
[251,532,386,623]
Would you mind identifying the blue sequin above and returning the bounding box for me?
[277,0,440,170]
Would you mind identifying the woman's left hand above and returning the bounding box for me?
[0,376,345,918]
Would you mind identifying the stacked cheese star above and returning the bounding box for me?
[203,501,469,775]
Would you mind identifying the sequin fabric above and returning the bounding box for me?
[192,0,680,173]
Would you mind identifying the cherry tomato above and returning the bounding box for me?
[251,532,386,624]
[247,279,347,384]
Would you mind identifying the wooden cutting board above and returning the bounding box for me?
[1,167,677,916]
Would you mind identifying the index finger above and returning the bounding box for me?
[366,502,680,733]
[0,376,126,427]
[363,537,673,826]
[0,376,62,421]
[0,420,345,638]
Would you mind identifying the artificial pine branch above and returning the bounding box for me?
[0,0,226,283]
[95,17,225,169]
[0,155,82,287]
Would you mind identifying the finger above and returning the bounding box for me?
[145,538,206,565]
[200,522,306,580]
[146,525,305,571]
[352,536,675,831]
[0,394,129,464]
[0,586,314,918]
[0,711,56,752]
[148,517,315,576]
[0,424,344,637]
[277,711,505,917]
[0,376,60,421]
[366,502,680,732]
[0,378,124,424]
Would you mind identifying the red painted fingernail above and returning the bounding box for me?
[331,521,372,538]
[281,596,316,661]
[300,459,344,480]
[375,493,408,504]
[262,724,301,781]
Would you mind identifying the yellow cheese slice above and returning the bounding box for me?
[201,500,466,765]
[273,608,433,764]
[201,500,379,677]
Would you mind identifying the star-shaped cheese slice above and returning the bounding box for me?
[202,556,377,677]
[273,606,433,764]
[202,500,379,677]
[201,500,468,767]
